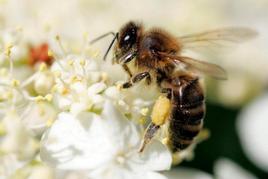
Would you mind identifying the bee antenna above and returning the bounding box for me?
[89,32,118,61]
[103,32,118,61]
[89,32,116,44]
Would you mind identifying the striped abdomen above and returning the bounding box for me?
[168,75,205,152]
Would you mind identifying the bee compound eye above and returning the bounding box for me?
[124,35,130,41]
[121,29,137,48]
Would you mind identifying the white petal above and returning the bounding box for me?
[70,81,87,95]
[88,82,107,95]
[70,102,90,115]
[91,94,104,105]
[237,93,268,172]
[40,112,113,170]
[104,86,123,100]
[163,168,213,179]
[34,71,55,95]
[22,102,57,135]
[54,94,72,110]
[1,111,38,160]
[88,166,167,179]
[214,158,257,179]
[28,165,55,179]
[101,100,140,150]
[0,154,25,178]
[130,140,172,172]
[140,172,167,179]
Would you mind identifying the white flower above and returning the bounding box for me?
[27,165,55,179]
[40,101,172,179]
[34,70,55,95]
[163,168,212,179]
[0,110,39,160]
[21,101,57,135]
[214,158,257,179]
[237,93,268,172]
[50,54,99,83]
[0,154,24,179]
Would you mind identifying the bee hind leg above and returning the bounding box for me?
[161,88,172,99]
[139,95,171,153]
[139,123,160,153]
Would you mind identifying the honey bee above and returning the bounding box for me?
[90,21,257,153]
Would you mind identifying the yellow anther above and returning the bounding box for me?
[55,35,60,41]
[60,87,69,95]
[46,118,54,127]
[39,63,48,72]
[45,94,53,102]
[68,60,74,66]
[138,117,146,125]
[11,79,20,87]
[70,75,81,83]
[5,43,13,57]
[79,59,86,66]
[35,96,44,102]
[101,72,108,82]
[47,50,54,57]
[116,84,122,91]
[140,108,149,116]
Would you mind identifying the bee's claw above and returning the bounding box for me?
[138,123,160,153]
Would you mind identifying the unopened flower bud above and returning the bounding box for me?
[34,72,55,95]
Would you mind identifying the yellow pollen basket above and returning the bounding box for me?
[151,95,171,126]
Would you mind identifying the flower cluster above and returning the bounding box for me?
[0,24,176,178]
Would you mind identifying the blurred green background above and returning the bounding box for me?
[182,103,268,178]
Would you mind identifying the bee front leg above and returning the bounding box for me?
[122,64,133,78]
[122,72,151,88]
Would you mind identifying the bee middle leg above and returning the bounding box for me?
[122,72,151,88]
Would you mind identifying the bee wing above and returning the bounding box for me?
[178,27,258,49]
[159,52,227,80]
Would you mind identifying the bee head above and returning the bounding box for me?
[114,21,142,63]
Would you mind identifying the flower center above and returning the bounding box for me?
[116,152,127,165]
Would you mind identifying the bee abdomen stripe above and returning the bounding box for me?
[170,121,203,139]
[171,103,205,125]
[172,140,191,151]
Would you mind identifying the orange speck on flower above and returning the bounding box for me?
[28,43,53,66]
